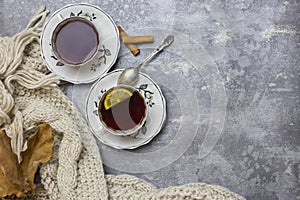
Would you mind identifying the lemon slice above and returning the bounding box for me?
[104,88,133,110]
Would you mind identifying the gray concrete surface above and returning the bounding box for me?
[0,0,299,199]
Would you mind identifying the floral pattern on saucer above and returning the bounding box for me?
[41,3,120,84]
[69,10,97,21]
[85,70,166,149]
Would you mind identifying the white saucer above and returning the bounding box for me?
[41,3,120,84]
[85,70,166,149]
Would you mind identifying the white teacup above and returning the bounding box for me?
[51,16,100,67]
[98,85,148,136]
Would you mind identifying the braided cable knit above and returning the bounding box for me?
[0,80,14,125]
[0,7,245,200]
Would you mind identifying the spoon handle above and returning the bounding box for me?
[137,35,174,69]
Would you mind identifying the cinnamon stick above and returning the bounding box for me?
[117,26,140,56]
[123,36,154,44]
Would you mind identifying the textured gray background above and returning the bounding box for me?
[0,0,299,200]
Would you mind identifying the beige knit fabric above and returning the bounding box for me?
[0,7,245,200]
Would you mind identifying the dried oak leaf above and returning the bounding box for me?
[0,130,23,197]
[20,123,54,195]
[0,124,54,198]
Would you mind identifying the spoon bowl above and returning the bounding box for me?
[117,35,174,86]
[117,66,140,86]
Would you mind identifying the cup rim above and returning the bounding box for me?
[51,16,100,67]
[98,85,148,136]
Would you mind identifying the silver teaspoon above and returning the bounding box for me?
[117,35,174,86]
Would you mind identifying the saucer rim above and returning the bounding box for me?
[40,3,120,84]
[85,69,167,149]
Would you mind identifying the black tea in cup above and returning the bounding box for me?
[98,85,147,135]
